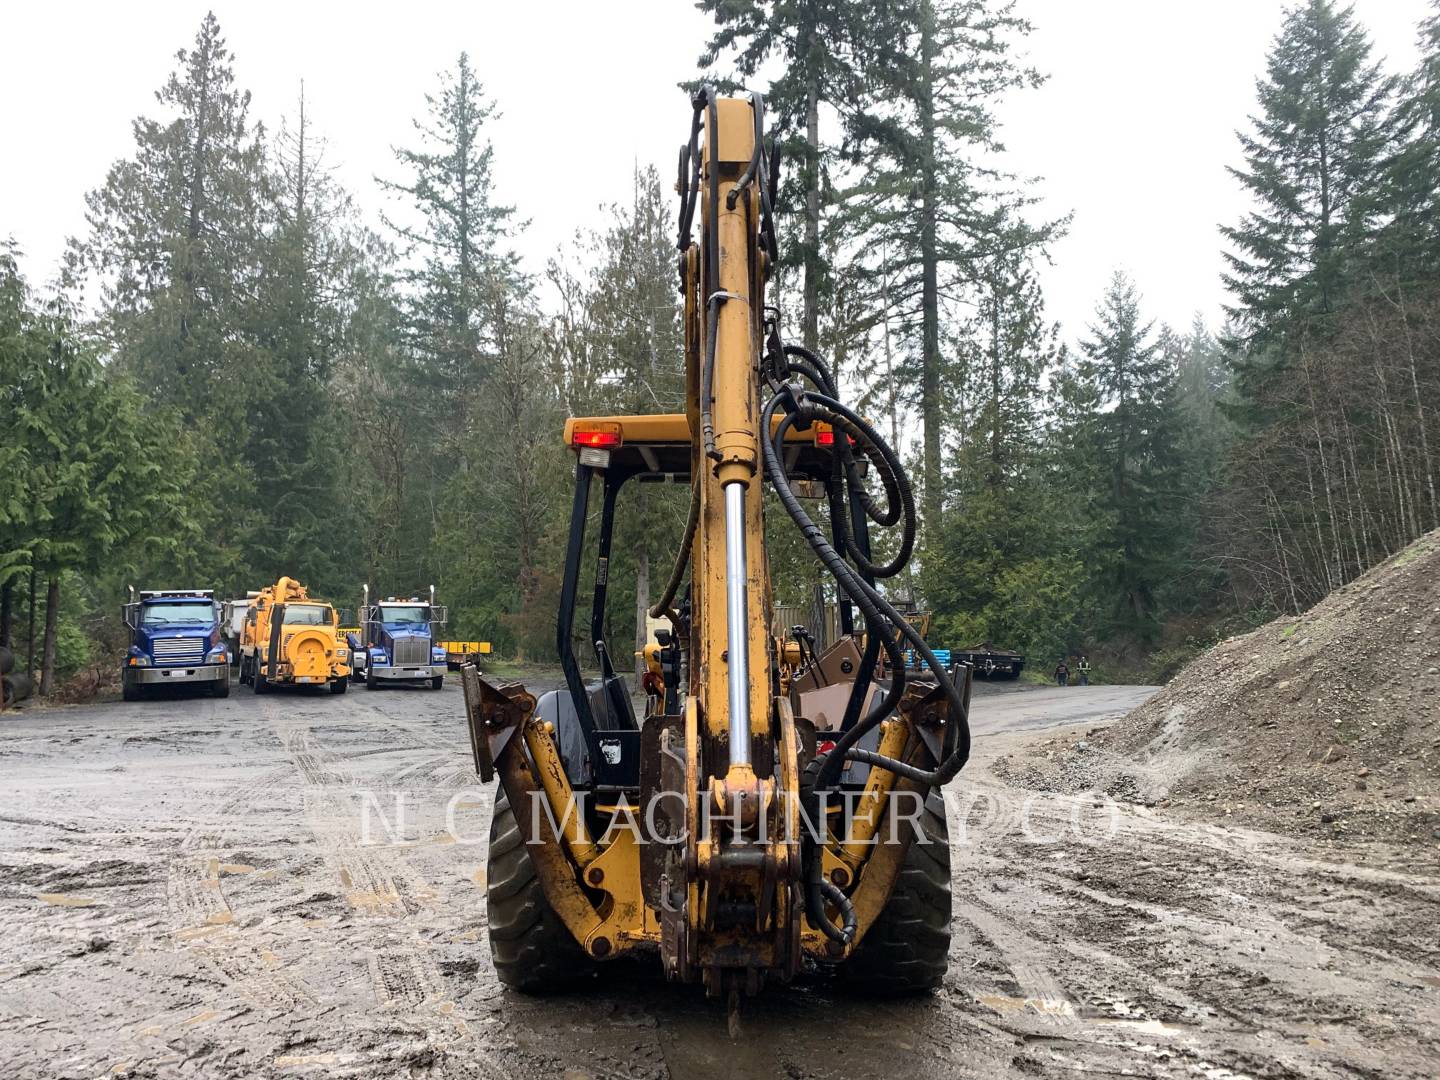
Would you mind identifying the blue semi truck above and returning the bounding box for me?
[358,584,448,690]
[121,588,230,700]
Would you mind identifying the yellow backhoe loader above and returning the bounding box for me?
[461,92,971,1010]
[238,576,350,694]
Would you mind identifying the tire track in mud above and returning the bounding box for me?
[948,762,1440,1080]
[255,696,478,1059]
[179,765,293,851]
[161,694,464,1031]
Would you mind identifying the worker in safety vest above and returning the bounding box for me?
[1076,656,1091,686]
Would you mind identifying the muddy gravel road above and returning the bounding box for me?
[2,677,1438,1079]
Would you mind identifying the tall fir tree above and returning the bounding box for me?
[380,53,517,415]
[378,53,521,597]
[1375,1,1440,282]
[928,253,1075,662]
[697,1,863,351]
[1221,0,1393,346]
[1061,273,1184,643]
[67,13,270,591]
[245,86,368,595]
[846,0,1053,527]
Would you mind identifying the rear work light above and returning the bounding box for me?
[572,423,623,449]
[814,424,853,447]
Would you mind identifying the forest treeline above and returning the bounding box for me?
[3,0,1438,694]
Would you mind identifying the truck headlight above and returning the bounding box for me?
[431,648,446,660]
[129,655,150,667]
[336,648,349,660]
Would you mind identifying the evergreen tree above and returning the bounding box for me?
[246,86,366,594]
[1222,0,1393,344]
[1170,317,1232,496]
[378,53,521,601]
[380,53,517,415]
[1061,273,1184,642]
[1375,1,1440,281]
[0,241,38,638]
[2,253,188,693]
[68,13,269,590]
[847,0,1053,526]
[697,0,863,350]
[535,167,688,664]
[928,254,1075,662]
[1216,1,1439,612]
[71,12,268,417]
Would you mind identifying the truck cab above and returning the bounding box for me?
[360,585,448,690]
[121,589,230,700]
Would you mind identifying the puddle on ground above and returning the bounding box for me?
[1092,1017,1192,1036]
[274,1052,338,1067]
[978,995,1195,1039]
[37,893,98,907]
[346,889,405,912]
[174,912,234,940]
[977,994,1076,1019]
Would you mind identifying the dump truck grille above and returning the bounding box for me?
[392,637,430,665]
[152,637,206,664]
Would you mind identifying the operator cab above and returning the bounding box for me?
[548,412,840,791]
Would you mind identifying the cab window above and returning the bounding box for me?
[285,604,330,626]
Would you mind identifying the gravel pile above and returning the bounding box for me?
[999,529,1440,844]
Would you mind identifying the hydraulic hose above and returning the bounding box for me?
[698,87,724,463]
[761,392,970,790]
[649,476,701,622]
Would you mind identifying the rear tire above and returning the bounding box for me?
[839,792,951,995]
[487,786,595,992]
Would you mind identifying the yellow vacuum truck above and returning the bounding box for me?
[238,576,350,694]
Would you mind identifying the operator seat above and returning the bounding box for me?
[534,672,638,787]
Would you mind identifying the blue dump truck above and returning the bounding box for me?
[358,584,448,690]
[121,588,230,700]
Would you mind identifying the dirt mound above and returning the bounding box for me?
[1005,530,1440,843]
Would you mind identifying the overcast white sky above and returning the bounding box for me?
[1,0,1431,345]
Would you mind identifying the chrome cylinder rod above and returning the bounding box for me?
[723,481,751,766]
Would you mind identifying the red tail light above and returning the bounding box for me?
[572,424,622,448]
